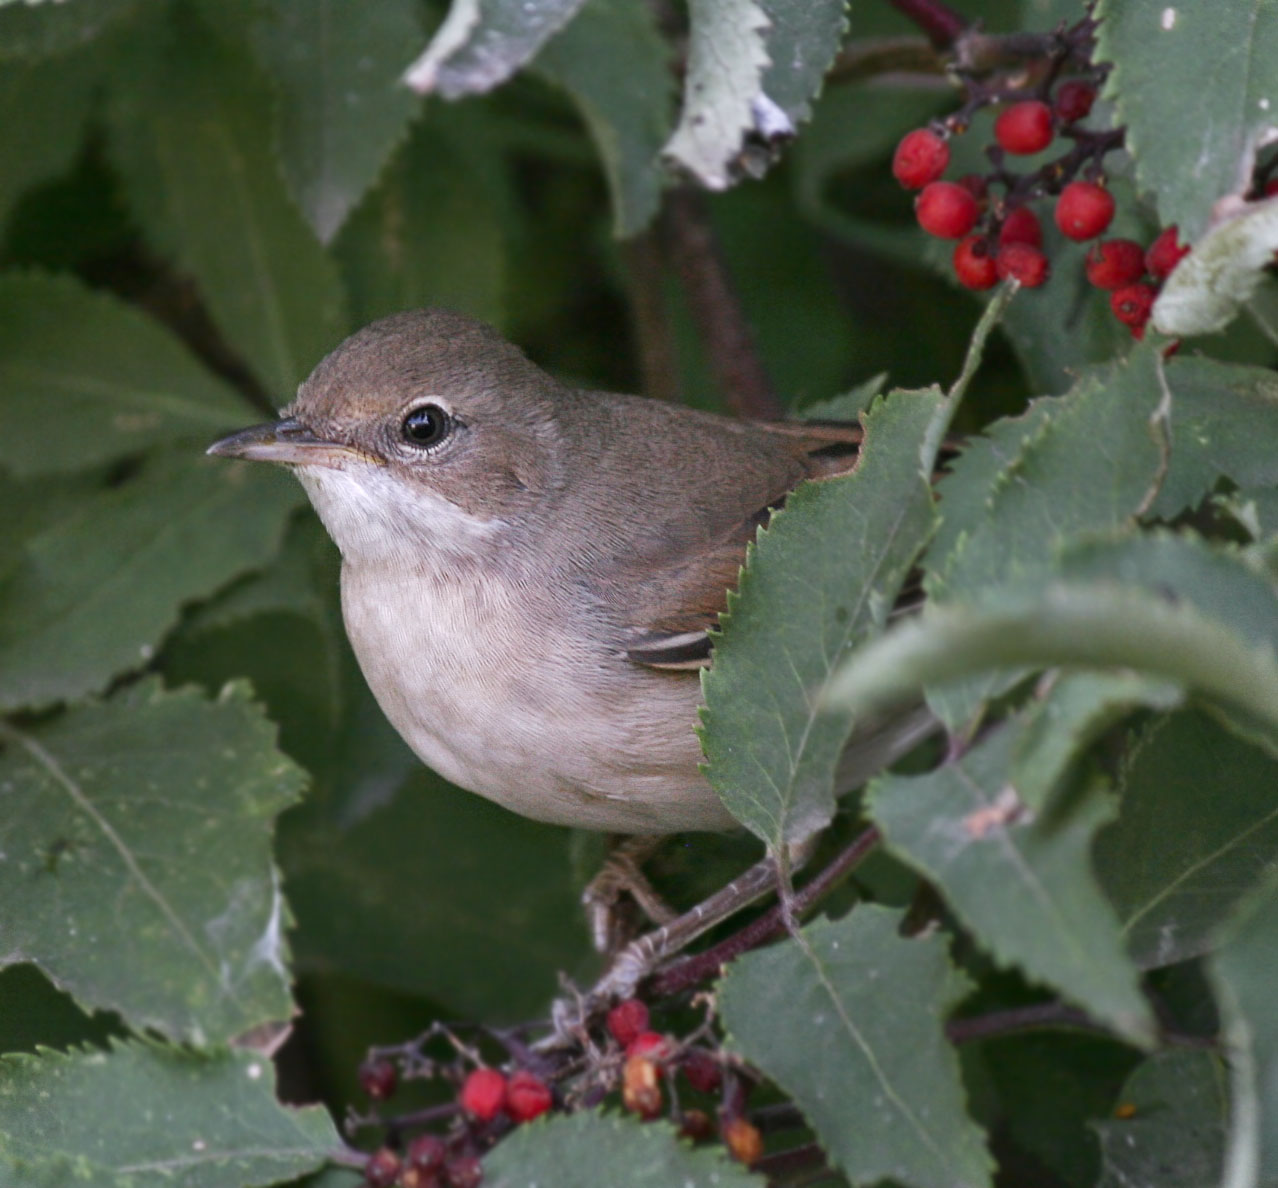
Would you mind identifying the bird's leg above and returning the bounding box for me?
[580,834,678,954]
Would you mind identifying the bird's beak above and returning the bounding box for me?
[207,418,354,467]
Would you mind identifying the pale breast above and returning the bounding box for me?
[339,563,736,833]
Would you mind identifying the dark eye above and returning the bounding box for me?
[401,404,450,448]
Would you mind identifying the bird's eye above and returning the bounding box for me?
[401,404,451,448]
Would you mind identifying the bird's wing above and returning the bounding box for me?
[622,420,863,671]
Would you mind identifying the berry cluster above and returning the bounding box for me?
[351,996,765,1186]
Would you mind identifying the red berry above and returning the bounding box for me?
[892,128,950,189]
[445,1155,483,1188]
[1054,80,1096,124]
[953,236,999,290]
[358,1058,398,1101]
[996,242,1050,287]
[364,1148,402,1188]
[626,1031,670,1063]
[459,1068,507,1121]
[680,1047,723,1093]
[1055,181,1115,240]
[506,1070,553,1123]
[606,999,650,1047]
[916,181,979,239]
[957,173,989,201]
[1145,226,1190,279]
[994,100,1054,155]
[1265,178,1278,197]
[998,206,1043,249]
[1111,282,1156,328]
[407,1134,448,1174]
[1085,239,1147,290]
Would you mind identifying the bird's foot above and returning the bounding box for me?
[581,835,678,954]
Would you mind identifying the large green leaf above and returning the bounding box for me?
[106,4,347,403]
[0,272,254,476]
[251,0,423,243]
[0,681,304,1044]
[483,1110,763,1187]
[719,907,993,1188]
[1095,0,1278,240]
[1096,711,1278,969]
[0,50,96,228]
[0,1040,338,1187]
[1091,1050,1229,1188]
[403,0,588,97]
[534,0,673,237]
[0,0,135,61]
[868,724,1155,1044]
[332,116,506,328]
[664,0,846,189]
[0,453,301,712]
[1211,870,1278,1188]
[700,386,942,850]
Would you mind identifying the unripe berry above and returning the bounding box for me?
[892,128,950,189]
[994,100,1054,155]
[407,1134,448,1174]
[1055,181,1115,240]
[998,206,1043,249]
[953,237,999,290]
[364,1148,402,1188]
[1053,80,1096,124]
[1085,239,1147,290]
[606,998,649,1047]
[506,1070,554,1123]
[916,181,979,239]
[679,1108,715,1142]
[358,1058,398,1101]
[459,1068,507,1121]
[721,1116,765,1166]
[1111,282,1156,328]
[622,1054,664,1119]
[445,1155,483,1188]
[996,242,1050,288]
[1145,226,1190,279]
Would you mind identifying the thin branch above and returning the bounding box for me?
[662,188,782,420]
[622,226,682,403]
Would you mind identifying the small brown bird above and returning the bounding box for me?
[209,310,921,840]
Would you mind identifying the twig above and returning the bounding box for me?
[662,188,782,420]
[622,221,682,403]
[647,827,881,997]
[945,1000,1101,1044]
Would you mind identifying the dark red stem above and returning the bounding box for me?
[887,0,969,50]
[647,827,881,997]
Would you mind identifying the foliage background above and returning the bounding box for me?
[1,0,1278,1185]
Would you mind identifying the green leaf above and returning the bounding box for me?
[250,0,423,243]
[106,4,347,403]
[0,50,96,228]
[0,0,135,61]
[0,452,301,712]
[332,116,506,328]
[1097,711,1278,970]
[1210,870,1278,1188]
[1092,1050,1229,1188]
[533,0,673,237]
[403,0,589,98]
[868,724,1155,1044]
[700,387,942,850]
[825,533,1278,749]
[0,1040,338,1186]
[719,907,993,1188]
[1152,355,1278,519]
[483,1110,763,1187]
[1011,671,1182,813]
[1154,199,1278,337]
[664,0,847,189]
[1095,0,1278,241]
[0,681,305,1044]
[0,272,255,476]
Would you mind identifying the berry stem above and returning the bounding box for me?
[647,826,881,997]
[885,0,969,50]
